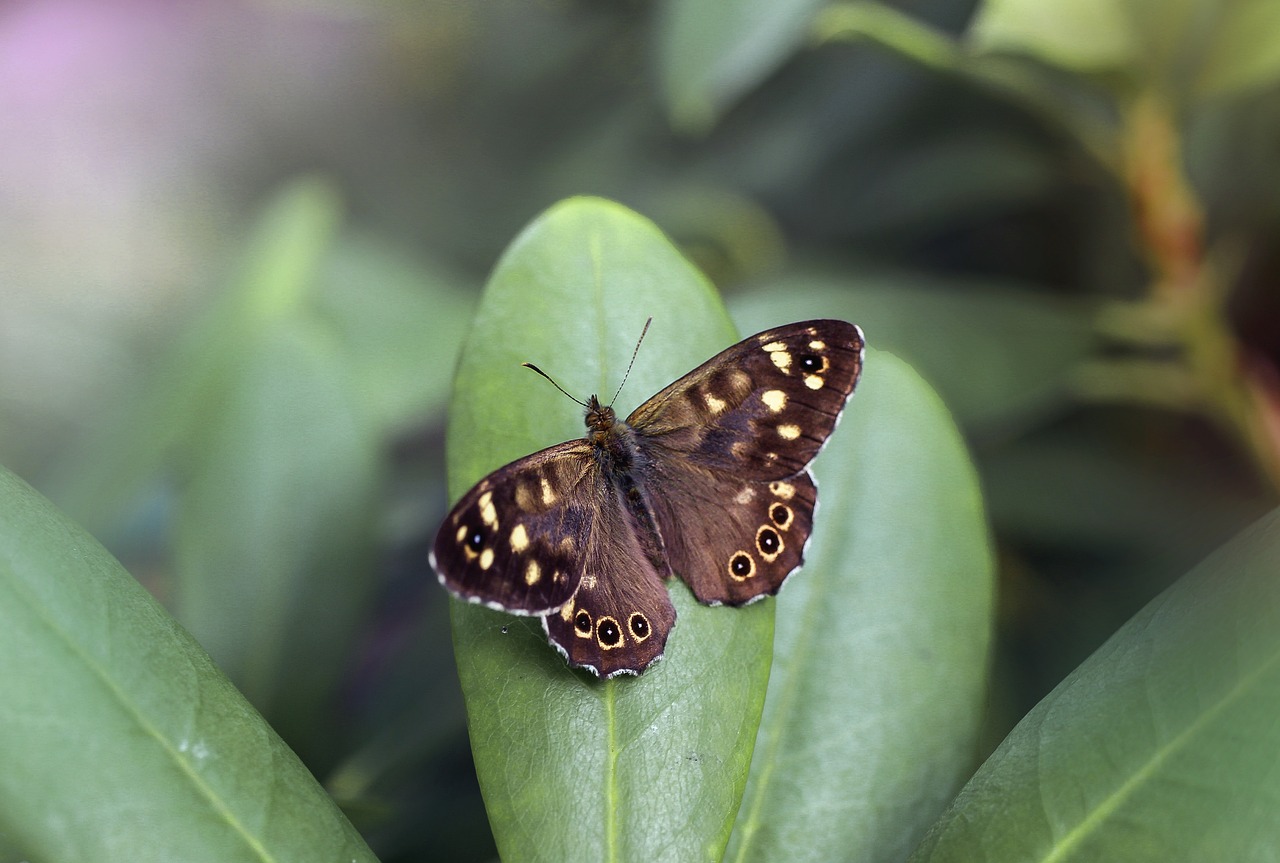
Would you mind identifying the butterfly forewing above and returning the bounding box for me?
[431,442,597,615]
[626,320,863,479]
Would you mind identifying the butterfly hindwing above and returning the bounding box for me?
[542,492,676,677]
[431,442,596,616]
[644,466,818,605]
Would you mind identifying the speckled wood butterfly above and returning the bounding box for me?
[430,320,865,677]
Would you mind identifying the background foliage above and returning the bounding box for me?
[3,0,1280,860]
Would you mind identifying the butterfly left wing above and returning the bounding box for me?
[432,439,677,676]
[430,442,598,616]
[627,319,864,604]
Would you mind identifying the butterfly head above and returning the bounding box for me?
[584,394,617,439]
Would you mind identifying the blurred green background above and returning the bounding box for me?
[3,0,1279,859]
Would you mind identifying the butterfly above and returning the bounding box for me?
[430,320,865,677]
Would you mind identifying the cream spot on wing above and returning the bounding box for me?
[478,491,498,527]
[455,526,467,544]
[761,389,787,412]
[553,569,567,583]
[525,560,541,585]
[804,374,824,390]
[540,477,557,506]
[770,480,796,500]
[770,351,792,373]
[703,392,727,414]
[809,339,826,350]
[510,523,529,551]
[735,487,755,504]
[761,340,786,352]
[478,548,495,570]
[581,575,598,590]
[731,441,749,459]
[559,536,575,553]
[778,424,801,440]
[514,483,537,511]
[560,600,574,622]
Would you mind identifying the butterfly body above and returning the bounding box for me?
[431,320,864,677]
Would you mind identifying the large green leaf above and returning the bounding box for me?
[0,466,375,863]
[727,351,994,862]
[444,197,776,862]
[912,506,1280,862]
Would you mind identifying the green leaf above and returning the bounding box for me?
[969,0,1280,102]
[445,197,772,862]
[174,316,380,759]
[0,466,375,863]
[657,0,825,133]
[727,351,994,862]
[912,506,1280,862]
[1188,0,1280,99]
[967,0,1136,76]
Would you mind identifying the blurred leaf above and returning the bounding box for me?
[43,177,343,535]
[727,352,994,861]
[314,232,477,434]
[969,0,1280,102]
[0,466,375,863]
[1191,0,1280,99]
[729,271,1094,430]
[968,0,1135,76]
[445,197,773,861]
[657,0,825,133]
[174,315,380,761]
[912,505,1280,862]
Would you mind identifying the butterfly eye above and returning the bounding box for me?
[574,610,592,635]
[465,527,485,551]
[770,504,792,529]
[628,613,651,641]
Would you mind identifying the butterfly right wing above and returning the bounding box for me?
[626,320,863,606]
[430,441,599,616]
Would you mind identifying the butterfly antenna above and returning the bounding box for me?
[522,362,588,407]
[610,317,652,407]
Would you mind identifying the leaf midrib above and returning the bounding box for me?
[1039,640,1280,862]
[729,541,835,861]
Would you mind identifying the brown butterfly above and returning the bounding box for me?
[430,320,865,677]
